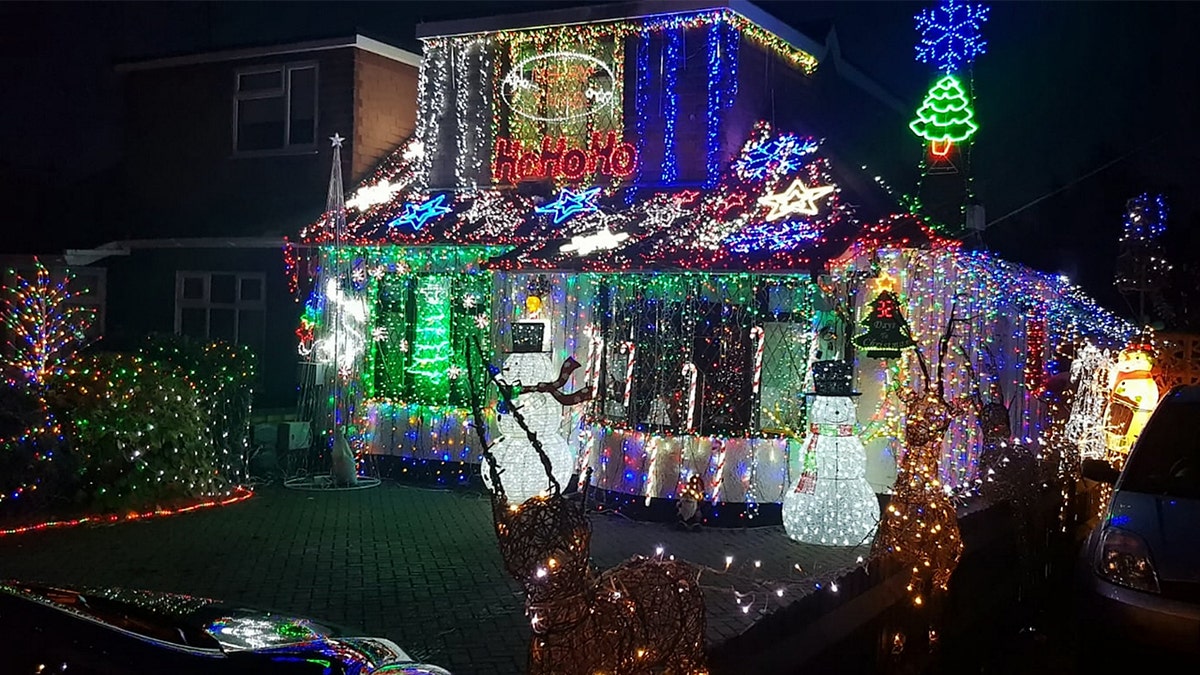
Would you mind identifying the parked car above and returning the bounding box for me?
[0,581,451,674]
[1078,384,1200,661]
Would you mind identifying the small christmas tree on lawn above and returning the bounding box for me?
[909,74,979,156]
[853,290,916,359]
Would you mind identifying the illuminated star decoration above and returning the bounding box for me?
[535,187,602,225]
[474,314,489,329]
[447,365,463,380]
[329,133,344,148]
[462,294,478,309]
[914,0,989,74]
[733,134,820,182]
[388,194,453,231]
[372,326,389,342]
[757,179,835,221]
[560,226,631,257]
[347,181,401,211]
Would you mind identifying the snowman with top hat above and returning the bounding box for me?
[781,360,880,546]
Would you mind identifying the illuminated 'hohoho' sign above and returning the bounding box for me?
[495,132,638,184]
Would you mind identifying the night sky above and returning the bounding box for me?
[2,1,1197,315]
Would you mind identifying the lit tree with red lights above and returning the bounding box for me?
[1,258,94,386]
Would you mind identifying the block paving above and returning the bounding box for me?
[0,484,867,674]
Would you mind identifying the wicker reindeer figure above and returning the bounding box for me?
[466,344,707,675]
[873,301,973,602]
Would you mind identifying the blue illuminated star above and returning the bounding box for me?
[535,187,602,225]
[388,194,453,231]
[734,134,819,182]
[915,0,989,74]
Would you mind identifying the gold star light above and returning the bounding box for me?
[757,178,835,221]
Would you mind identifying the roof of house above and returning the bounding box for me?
[418,0,824,74]
[304,123,952,275]
[115,34,420,73]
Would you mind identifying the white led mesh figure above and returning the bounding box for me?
[481,351,575,502]
[781,393,880,546]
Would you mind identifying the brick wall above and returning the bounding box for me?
[352,50,419,182]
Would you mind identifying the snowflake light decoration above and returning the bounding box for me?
[914,0,989,74]
[733,133,819,182]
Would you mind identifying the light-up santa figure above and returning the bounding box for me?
[1104,331,1160,459]
[782,360,880,546]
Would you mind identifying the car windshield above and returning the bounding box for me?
[1120,398,1200,498]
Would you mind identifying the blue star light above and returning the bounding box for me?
[388,194,453,231]
[914,0,989,74]
[535,187,602,225]
[733,134,819,182]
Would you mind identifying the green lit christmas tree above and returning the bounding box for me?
[406,275,453,403]
[909,74,979,155]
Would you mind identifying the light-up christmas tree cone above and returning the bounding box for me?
[782,360,880,546]
[909,74,979,156]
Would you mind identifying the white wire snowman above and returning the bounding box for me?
[480,323,576,502]
[781,360,880,546]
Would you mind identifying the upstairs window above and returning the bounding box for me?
[233,64,317,154]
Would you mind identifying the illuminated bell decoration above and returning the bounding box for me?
[853,290,917,359]
[1104,334,1160,457]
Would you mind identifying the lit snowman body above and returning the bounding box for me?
[781,361,880,546]
[1104,342,1159,458]
[481,323,575,502]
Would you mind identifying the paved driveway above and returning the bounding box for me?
[0,484,866,674]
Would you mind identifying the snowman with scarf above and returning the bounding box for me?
[782,360,880,546]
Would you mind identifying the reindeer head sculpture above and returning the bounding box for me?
[465,339,708,675]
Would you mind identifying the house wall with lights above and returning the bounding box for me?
[297,2,1132,521]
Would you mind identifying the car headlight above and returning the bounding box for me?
[1095,527,1160,594]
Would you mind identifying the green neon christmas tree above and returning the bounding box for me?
[909,74,979,155]
[406,275,453,403]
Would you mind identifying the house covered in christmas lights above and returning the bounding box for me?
[293,1,1131,521]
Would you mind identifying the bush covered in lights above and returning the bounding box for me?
[140,334,255,483]
[1,341,252,518]
[46,353,227,511]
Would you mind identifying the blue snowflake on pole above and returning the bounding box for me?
[914,0,989,74]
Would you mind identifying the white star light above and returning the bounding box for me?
[347,181,402,211]
[475,314,489,329]
[447,365,463,380]
[329,133,344,148]
[757,179,836,221]
[372,326,389,342]
[462,295,478,309]
[560,226,631,257]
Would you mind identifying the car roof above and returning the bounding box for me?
[1162,385,1200,404]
